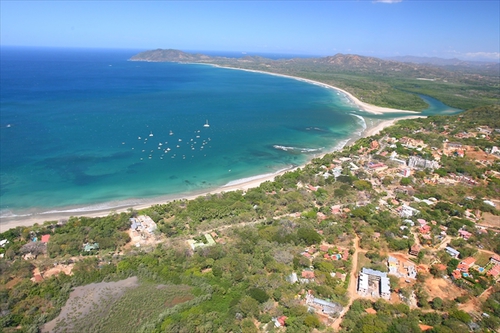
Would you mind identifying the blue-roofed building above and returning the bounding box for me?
[362,268,388,279]
[358,267,391,299]
[445,246,460,258]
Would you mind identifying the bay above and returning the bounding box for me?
[1,47,365,217]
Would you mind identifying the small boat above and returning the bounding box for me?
[149,131,154,137]
[169,130,173,136]
[203,120,210,128]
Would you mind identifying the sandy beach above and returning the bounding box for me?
[208,65,420,115]
[0,72,425,231]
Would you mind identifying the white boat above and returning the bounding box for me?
[203,120,210,128]
[169,130,173,136]
[149,131,154,137]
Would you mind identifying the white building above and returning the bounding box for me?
[400,205,420,218]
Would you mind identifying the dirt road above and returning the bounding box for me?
[331,234,364,331]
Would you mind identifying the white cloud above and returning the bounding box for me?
[373,0,402,3]
[464,52,500,60]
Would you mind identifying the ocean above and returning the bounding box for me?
[0,47,461,219]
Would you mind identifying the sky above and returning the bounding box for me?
[1,0,499,61]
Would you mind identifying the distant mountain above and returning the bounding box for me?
[129,49,214,62]
[386,55,499,70]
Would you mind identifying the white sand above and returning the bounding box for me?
[0,72,426,231]
[208,65,420,115]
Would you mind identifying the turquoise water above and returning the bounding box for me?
[0,47,461,219]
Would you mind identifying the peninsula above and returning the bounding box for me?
[130,49,500,111]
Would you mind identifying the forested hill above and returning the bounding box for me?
[130,49,500,111]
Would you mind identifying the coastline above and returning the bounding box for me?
[0,70,425,231]
[205,64,420,115]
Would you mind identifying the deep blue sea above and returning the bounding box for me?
[0,47,461,219]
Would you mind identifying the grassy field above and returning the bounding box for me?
[44,277,195,333]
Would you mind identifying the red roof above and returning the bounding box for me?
[434,264,447,271]
[365,308,377,314]
[461,257,476,267]
[452,270,462,279]
[277,316,287,326]
[419,324,433,331]
[417,218,427,225]
[458,230,472,239]
[487,264,500,277]
[41,234,51,243]
[419,225,431,234]
[301,270,315,279]
[342,249,349,260]
[320,245,329,252]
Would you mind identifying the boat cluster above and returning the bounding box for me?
[125,121,212,162]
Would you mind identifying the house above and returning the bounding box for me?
[306,291,343,315]
[287,272,298,284]
[342,249,349,260]
[301,270,315,279]
[490,254,500,266]
[187,234,216,250]
[370,140,379,149]
[407,156,439,170]
[409,244,420,256]
[452,269,462,280]
[331,205,342,214]
[403,219,415,227]
[417,219,427,226]
[419,225,431,234]
[319,245,329,252]
[400,205,420,218]
[406,264,417,279]
[458,257,476,272]
[41,234,51,243]
[487,265,500,278]
[307,184,318,192]
[388,256,398,274]
[458,229,472,240]
[358,268,391,299]
[83,242,99,252]
[445,247,460,258]
[368,163,387,171]
[0,239,9,247]
[358,272,369,295]
[310,298,343,315]
[272,316,288,327]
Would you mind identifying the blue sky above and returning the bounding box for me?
[1,1,499,61]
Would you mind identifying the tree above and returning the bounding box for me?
[431,297,443,310]
[241,318,258,333]
[304,314,321,328]
[297,227,322,245]
[248,288,269,304]
[400,177,412,186]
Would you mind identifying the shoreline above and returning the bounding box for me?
[0,68,425,231]
[204,64,421,115]
[0,116,420,231]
